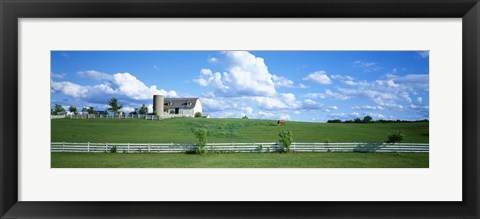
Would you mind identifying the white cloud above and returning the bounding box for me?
[51,81,89,98]
[352,60,381,72]
[388,74,429,90]
[255,111,290,120]
[417,96,423,103]
[51,73,66,79]
[304,93,326,99]
[351,105,385,110]
[338,88,396,105]
[399,91,412,103]
[303,70,332,84]
[208,57,219,64]
[77,70,113,81]
[113,73,177,100]
[417,51,429,58]
[201,98,230,112]
[51,72,178,107]
[242,107,254,115]
[297,83,308,89]
[323,105,338,112]
[272,74,294,88]
[331,74,354,81]
[279,114,291,120]
[121,106,136,114]
[386,80,400,88]
[325,89,350,100]
[302,99,324,110]
[251,96,290,110]
[194,51,276,96]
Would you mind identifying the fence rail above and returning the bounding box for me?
[51,142,429,153]
[59,114,188,120]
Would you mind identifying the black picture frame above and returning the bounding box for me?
[1,0,479,218]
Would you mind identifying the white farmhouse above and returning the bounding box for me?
[153,95,202,117]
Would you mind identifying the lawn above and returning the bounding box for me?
[51,118,429,143]
[51,152,429,168]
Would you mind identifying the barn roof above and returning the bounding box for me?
[164,98,200,109]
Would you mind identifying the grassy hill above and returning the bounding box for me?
[51,118,429,143]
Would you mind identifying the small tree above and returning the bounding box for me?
[52,104,66,115]
[139,104,148,115]
[194,112,202,117]
[363,115,373,123]
[81,107,88,113]
[354,118,362,123]
[107,98,123,115]
[242,115,249,119]
[194,127,208,154]
[278,130,293,153]
[87,106,95,114]
[68,106,78,115]
[386,130,405,143]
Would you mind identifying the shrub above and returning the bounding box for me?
[256,144,263,152]
[325,138,332,152]
[194,127,208,154]
[386,130,405,143]
[194,112,202,117]
[278,130,293,153]
[242,115,249,119]
[110,146,117,153]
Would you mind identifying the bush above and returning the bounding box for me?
[386,130,405,143]
[194,127,208,154]
[242,115,249,119]
[194,112,202,117]
[110,146,117,153]
[278,130,293,153]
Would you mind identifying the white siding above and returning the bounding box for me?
[193,99,202,115]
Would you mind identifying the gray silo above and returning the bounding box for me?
[153,95,164,116]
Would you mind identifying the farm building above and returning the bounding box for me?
[153,95,202,117]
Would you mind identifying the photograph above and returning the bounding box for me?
[50,50,429,168]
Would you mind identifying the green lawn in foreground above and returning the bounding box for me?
[51,118,429,143]
[51,152,428,168]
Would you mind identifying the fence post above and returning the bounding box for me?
[293,142,296,152]
[62,142,65,152]
[87,142,90,152]
[148,143,151,153]
[106,143,108,152]
[127,143,130,153]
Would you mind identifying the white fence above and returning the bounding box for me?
[51,142,429,153]
[63,114,187,120]
[51,115,66,119]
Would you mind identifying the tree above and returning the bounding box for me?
[386,130,405,143]
[363,115,373,123]
[87,107,95,114]
[129,108,139,116]
[278,130,293,153]
[52,104,66,115]
[354,118,362,123]
[242,115,249,119]
[194,112,202,117]
[81,107,88,113]
[194,127,208,154]
[68,106,78,115]
[139,104,148,115]
[107,98,123,115]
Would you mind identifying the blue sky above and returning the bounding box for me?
[51,51,429,122]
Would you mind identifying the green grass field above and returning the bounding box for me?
[51,118,428,168]
[51,118,429,143]
[51,152,429,168]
